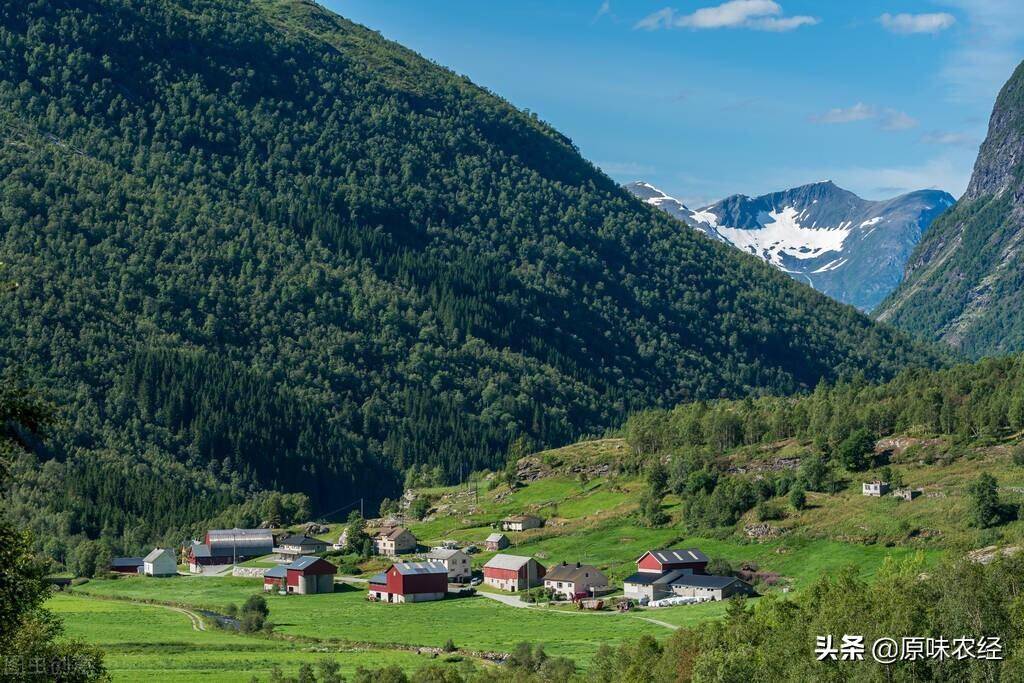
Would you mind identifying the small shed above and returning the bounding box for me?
[284,555,337,594]
[668,574,754,601]
[143,548,177,577]
[484,533,510,551]
[263,565,287,592]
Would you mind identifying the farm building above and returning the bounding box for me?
[263,556,337,594]
[500,515,543,532]
[863,481,890,497]
[367,561,448,603]
[374,527,417,556]
[635,548,709,575]
[274,534,327,561]
[482,554,545,591]
[543,562,610,600]
[667,574,754,601]
[623,548,710,601]
[424,548,472,582]
[484,533,509,551]
[187,528,274,568]
[143,548,177,577]
[109,557,143,574]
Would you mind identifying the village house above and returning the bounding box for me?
[109,557,143,574]
[543,562,610,600]
[666,574,754,601]
[484,533,510,551]
[187,528,274,570]
[367,561,448,603]
[623,548,710,601]
[425,548,472,582]
[863,480,890,497]
[263,556,337,594]
[274,533,328,561]
[500,515,543,532]
[374,526,418,556]
[143,548,177,577]
[482,554,545,591]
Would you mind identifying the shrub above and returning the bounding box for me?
[756,501,785,521]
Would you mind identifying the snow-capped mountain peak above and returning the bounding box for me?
[626,180,955,311]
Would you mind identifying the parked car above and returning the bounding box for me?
[470,577,482,586]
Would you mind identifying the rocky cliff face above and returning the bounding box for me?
[876,60,1024,357]
[627,180,954,312]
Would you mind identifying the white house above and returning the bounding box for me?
[424,548,472,582]
[143,548,177,577]
[543,562,609,600]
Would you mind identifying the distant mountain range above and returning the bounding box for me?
[627,180,955,312]
[876,60,1024,357]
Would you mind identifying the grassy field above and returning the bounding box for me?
[50,592,453,682]
[69,577,693,663]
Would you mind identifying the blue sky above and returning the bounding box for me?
[328,0,1024,206]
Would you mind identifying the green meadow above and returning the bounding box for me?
[68,578,687,663]
[50,592,448,683]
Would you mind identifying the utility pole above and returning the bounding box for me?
[360,497,364,519]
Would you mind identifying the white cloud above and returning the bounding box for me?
[635,1,818,32]
[879,12,956,34]
[938,0,1024,102]
[828,157,971,197]
[593,0,612,22]
[880,109,919,131]
[811,103,918,131]
[921,130,979,146]
[811,103,876,124]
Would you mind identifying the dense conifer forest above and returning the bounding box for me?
[0,0,939,555]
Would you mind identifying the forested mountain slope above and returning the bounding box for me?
[0,0,938,552]
[877,60,1024,357]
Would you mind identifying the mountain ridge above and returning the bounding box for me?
[875,60,1024,356]
[627,180,955,311]
[0,0,941,552]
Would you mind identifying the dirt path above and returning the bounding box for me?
[158,604,207,631]
[476,591,678,630]
[631,616,679,630]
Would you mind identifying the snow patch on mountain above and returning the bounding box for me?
[716,206,853,268]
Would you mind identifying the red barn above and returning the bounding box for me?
[263,556,336,594]
[367,561,448,603]
[482,554,546,592]
[635,548,709,575]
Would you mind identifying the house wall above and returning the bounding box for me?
[145,553,177,576]
[623,582,656,601]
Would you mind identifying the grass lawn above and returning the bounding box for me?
[71,577,682,663]
[50,593,450,683]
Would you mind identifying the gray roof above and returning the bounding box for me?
[483,553,533,570]
[486,533,507,543]
[264,566,287,579]
[278,534,324,547]
[144,547,173,563]
[426,548,463,561]
[544,562,606,584]
[189,543,212,558]
[110,557,143,568]
[644,548,709,564]
[208,529,274,549]
[623,569,688,586]
[393,561,447,576]
[289,555,331,571]
[668,574,747,589]
[369,572,387,585]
